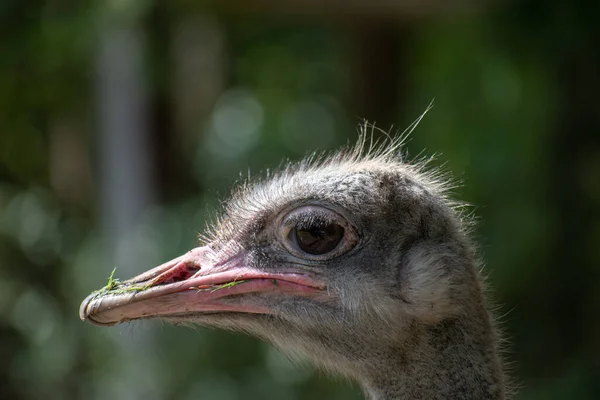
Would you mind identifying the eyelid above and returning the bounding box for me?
[283,213,334,230]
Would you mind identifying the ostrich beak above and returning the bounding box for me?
[79,246,328,326]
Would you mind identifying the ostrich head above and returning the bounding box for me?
[80,127,506,399]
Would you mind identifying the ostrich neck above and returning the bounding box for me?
[358,314,505,400]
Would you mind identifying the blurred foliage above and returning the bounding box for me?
[1,0,599,399]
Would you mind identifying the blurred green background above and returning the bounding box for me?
[1,1,599,399]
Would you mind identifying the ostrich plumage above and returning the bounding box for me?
[80,126,507,399]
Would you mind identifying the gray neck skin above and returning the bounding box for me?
[356,316,504,400]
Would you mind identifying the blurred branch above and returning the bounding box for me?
[211,0,495,19]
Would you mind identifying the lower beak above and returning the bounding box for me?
[79,246,328,326]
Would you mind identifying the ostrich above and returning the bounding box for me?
[80,125,507,399]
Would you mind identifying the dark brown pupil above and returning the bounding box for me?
[294,223,344,255]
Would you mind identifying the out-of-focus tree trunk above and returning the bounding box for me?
[95,6,161,400]
[349,23,409,130]
[546,35,600,383]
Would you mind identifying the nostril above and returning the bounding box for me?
[148,261,201,286]
[166,264,199,283]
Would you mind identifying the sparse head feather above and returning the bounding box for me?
[201,106,465,250]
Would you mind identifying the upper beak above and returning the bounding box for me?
[79,246,328,326]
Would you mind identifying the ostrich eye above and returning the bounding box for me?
[290,223,345,255]
[279,205,358,260]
